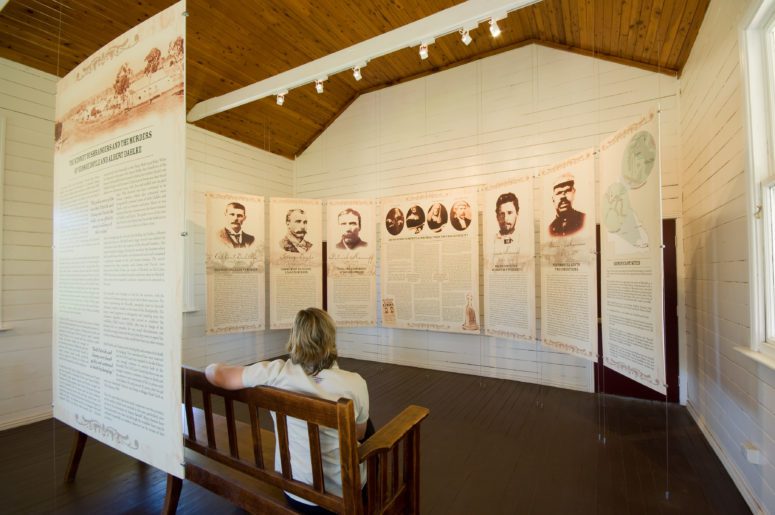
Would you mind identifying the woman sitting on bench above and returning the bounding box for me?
[205,307,372,514]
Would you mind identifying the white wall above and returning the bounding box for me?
[679,0,775,512]
[0,58,56,430]
[0,57,294,430]
[183,126,292,367]
[295,44,681,391]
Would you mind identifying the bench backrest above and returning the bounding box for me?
[182,365,364,513]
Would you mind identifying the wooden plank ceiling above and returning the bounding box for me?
[0,0,709,159]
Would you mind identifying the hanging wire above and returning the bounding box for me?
[377,88,384,373]
[53,1,64,504]
[593,0,607,447]
[55,2,63,77]
[477,58,485,390]
[532,43,543,410]
[655,29,671,503]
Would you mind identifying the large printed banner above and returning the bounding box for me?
[379,187,480,334]
[327,199,377,327]
[600,112,666,394]
[206,193,265,334]
[269,198,323,329]
[539,150,597,361]
[52,2,186,477]
[483,176,536,341]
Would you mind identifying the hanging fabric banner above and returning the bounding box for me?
[379,187,480,334]
[52,1,186,478]
[539,149,598,361]
[205,192,265,334]
[269,198,323,329]
[600,111,666,394]
[326,199,377,327]
[483,175,536,341]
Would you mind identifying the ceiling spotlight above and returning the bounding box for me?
[419,43,429,60]
[489,18,501,38]
[276,90,287,106]
[315,79,325,94]
[353,66,362,81]
[460,28,472,46]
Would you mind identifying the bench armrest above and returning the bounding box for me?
[357,405,429,462]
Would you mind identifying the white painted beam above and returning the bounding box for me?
[187,0,541,122]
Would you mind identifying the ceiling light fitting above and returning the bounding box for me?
[276,90,287,106]
[489,18,501,37]
[419,43,429,60]
[489,12,506,38]
[460,28,472,46]
[418,38,435,60]
[187,0,542,123]
[353,62,367,81]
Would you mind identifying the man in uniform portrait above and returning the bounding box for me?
[494,192,519,253]
[218,202,255,248]
[281,208,312,253]
[336,208,367,250]
[548,174,585,237]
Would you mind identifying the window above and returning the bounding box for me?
[742,0,775,360]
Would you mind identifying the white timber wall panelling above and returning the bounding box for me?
[0,57,295,429]
[679,0,775,512]
[183,125,293,367]
[295,44,681,391]
[0,58,56,430]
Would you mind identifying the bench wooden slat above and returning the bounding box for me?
[275,413,292,479]
[336,398,363,515]
[307,423,324,492]
[248,403,264,468]
[184,387,195,442]
[367,454,380,512]
[380,451,389,507]
[225,398,238,458]
[405,425,421,513]
[203,392,216,448]
[391,445,400,496]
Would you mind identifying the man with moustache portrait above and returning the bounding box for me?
[281,208,312,253]
[218,202,255,248]
[336,208,368,250]
[493,192,520,253]
[548,173,586,237]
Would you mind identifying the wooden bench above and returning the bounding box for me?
[65,366,429,514]
[164,365,429,514]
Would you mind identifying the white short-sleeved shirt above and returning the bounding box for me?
[242,359,369,504]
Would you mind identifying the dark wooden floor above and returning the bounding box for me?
[0,358,750,514]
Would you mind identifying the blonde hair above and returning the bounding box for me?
[287,308,337,375]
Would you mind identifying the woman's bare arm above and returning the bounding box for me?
[205,363,247,390]
[356,421,367,440]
